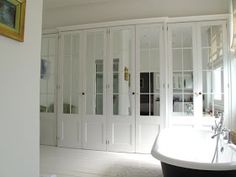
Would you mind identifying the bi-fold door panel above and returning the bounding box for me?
[57,25,164,153]
[167,21,228,127]
[58,116,82,148]
[82,29,107,151]
[57,31,83,148]
[167,23,198,126]
[135,24,164,153]
[106,26,136,152]
[40,34,58,146]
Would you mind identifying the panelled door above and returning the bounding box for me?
[197,21,228,125]
[57,31,83,148]
[135,24,164,153]
[82,29,107,150]
[167,21,228,127]
[168,23,197,126]
[107,26,136,152]
[40,34,58,146]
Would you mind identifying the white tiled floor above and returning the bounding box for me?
[40,146,163,177]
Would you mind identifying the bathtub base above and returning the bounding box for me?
[161,162,236,177]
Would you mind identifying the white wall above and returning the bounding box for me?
[0,0,43,177]
[43,0,228,29]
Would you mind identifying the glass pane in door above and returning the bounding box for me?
[201,25,224,118]
[40,36,57,113]
[171,26,194,116]
[62,33,80,114]
[86,30,105,115]
[138,25,161,116]
[112,28,133,116]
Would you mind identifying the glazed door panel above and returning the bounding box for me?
[82,29,107,151]
[107,26,136,152]
[197,21,228,126]
[167,21,228,127]
[135,24,164,153]
[40,34,58,146]
[168,23,198,126]
[57,31,83,148]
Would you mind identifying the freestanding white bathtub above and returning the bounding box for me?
[151,127,236,177]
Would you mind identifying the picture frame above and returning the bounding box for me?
[0,0,26,42]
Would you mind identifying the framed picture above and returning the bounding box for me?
[0,0,26,42]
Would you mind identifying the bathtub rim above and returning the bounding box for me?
[151,128,236,171]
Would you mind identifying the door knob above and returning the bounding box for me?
[194,92,202,96]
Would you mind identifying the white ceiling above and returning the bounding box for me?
[44,0,117,9]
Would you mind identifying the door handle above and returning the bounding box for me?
[194,92,202,96]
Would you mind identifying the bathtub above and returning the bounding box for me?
[151,127,236,177]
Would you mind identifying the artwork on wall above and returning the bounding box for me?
[0,0,26,42]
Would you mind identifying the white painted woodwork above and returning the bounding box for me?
[167,21,229,128]
[57,31,83,148]
[135,24,165,153]
[40,34,58,146]
[106,26,136,152]
[82,29,107,151]
[40,15,230,153]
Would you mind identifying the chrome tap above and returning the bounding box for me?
[211,111,224,136]
[211,112,232,143]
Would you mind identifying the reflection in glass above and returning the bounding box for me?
[96,73,103,94]
[113,94,131,116]
[183,72,193,90]
[40,37,56,113]
[173,72,183,90]
[202,94,213,117]
[173,94,183,113]
[113,73,119,93]
[202,48,212,70]
[138,25,161,117]
[201,25,223,48]
[183,49,193,70]
[71,94,79,114]
[113,95,119,115]
[151,94,160,116]
[202,71,213,94]
[172,49,182,71]
[40,94,47,112]
[184,94,194,115]
[140,94,149,115]
[140,73,150,93]
[96,95,103,115]
[111,29,132,116]
[86,31,105,115]
[172,26,192,48]
[201,25,224,119]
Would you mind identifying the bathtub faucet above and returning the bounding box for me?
[211,112,224,135]
[211,128,231,142]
